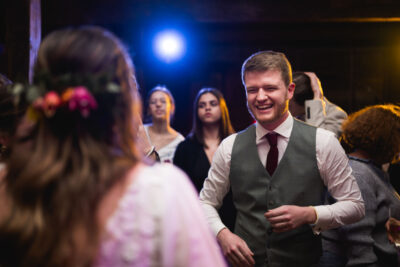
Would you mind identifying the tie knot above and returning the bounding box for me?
[266,133,278,147]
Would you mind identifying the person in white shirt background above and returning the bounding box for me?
[143,85,184,163]
[289,71,347,138]
[199,50,365,267]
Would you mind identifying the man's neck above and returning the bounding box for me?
[260,112,289,131]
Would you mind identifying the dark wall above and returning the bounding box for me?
[136,20,400,134]
[2,0,400,135]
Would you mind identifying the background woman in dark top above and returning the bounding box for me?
[173,87,236,230]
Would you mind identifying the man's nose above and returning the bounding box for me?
[256,89,268,101]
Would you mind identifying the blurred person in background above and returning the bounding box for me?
[320,104,400,267]
[0,26,226,267]
[290,71,347,137]
[174,87,236,230]
[144,85,184,163]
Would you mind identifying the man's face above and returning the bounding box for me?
[245,70,294,130]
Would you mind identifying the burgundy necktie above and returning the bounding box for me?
[266,133,279,176]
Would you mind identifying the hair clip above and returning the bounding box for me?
[32,86,98,118]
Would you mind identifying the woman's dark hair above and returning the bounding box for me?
[0,74,18,136]
[190,88,234,147]
[340,104,400,165]
[0,74,26,160]
[292,72,314,106]
[0,26,141,267]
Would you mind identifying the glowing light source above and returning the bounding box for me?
[153,30,186,63]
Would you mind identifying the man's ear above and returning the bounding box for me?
[287,83,295,100]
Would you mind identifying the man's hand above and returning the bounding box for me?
[264,205,317,233]
[217,228,255,267]
[304,72,323,100]
[386,217,400,244]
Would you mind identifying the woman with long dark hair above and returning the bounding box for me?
[0,26,225,267]
[173,87,236,230]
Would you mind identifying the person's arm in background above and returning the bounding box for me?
[304,72,347,137]
[136,115,160,161]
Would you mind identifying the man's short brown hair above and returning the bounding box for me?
[241,51,293,87]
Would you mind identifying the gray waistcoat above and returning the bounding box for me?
[229,119,326,267]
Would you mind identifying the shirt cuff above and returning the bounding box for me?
[311,205,331,234]
[212,221,227,236]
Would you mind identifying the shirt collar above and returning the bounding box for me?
[256,113,293,143]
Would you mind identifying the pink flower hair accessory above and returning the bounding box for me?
[66,86,98,118]
[33,91,62,117]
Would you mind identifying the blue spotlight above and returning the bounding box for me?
[153,30,186,63]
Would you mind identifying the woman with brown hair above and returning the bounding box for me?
[320,104,400,267]
[0,26,225,267]
[144,85,184,163]
[173,87,236,230]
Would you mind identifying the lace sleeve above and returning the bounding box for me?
[156,164,226,267]
[95,164,226,267]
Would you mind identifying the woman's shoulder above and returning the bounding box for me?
[179,135,197,145]
[348,158,376,176]
[176,136,203,151]
[175,131,185,140]
[97,164,195,266]
[348,157,389,193]
[104,163,197,233]
[169,131,185,146]
[130,163,195,195]
[97,163,225,267]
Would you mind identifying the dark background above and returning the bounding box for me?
[1,0,400,135]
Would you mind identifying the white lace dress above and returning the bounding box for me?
[95,164,226,267]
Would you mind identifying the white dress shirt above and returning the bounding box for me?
[199,114,364,236]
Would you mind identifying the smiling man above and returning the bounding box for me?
[199,51,365,267]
